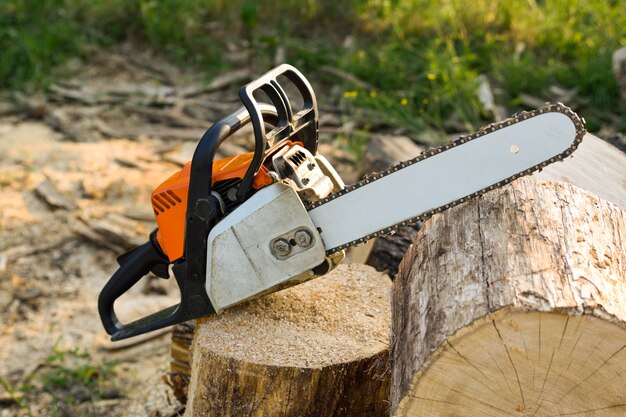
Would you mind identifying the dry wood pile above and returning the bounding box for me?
[3,67,252,144]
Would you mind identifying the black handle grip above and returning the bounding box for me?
[98,239,170,336]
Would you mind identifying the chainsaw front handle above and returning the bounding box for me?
[237,64,319,201]
[98,237,172,336]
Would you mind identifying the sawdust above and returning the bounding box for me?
[194,263,391,367]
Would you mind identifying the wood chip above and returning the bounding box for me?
[34,178,76,210]
[49,84,97,105]
[0,233,77,272]
[87,219,146,250]
[123,106,208,129]
[72,223,125,253]
[113,125,207,141]
[74,212,147,252]
[12,92,48,119]
[180,69,252,98]
[93,118,124,138]
[44,108,96,141]
[0,100,18,117]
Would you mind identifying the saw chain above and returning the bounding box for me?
[307,103,586,254]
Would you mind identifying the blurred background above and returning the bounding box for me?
[2,0,626,137]
[0,1,625,416]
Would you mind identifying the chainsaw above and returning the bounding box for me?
[98,64,586,341]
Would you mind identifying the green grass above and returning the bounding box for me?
[1,0,624,137]
[0,343,118,416]
[334,0,626,136]
[41,346,117,393]
[0,0,86,90]
[0,374,34,417]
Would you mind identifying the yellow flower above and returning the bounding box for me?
[343,91,358,99]
[369,91,378,98]
[426,72,437,81]
[401,98,408,106]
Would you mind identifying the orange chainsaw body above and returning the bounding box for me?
[151,152,273,262]
[99,64,327,341]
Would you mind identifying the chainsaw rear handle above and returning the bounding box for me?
[98,104,281,340]
[98,236,170,336]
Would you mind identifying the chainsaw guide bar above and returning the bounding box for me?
[307,103,586,254]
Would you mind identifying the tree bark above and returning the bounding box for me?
[184,263,392,417]
[166,320,195,404]
[392,178,626,417]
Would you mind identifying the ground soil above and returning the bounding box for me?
[0,121,188,417]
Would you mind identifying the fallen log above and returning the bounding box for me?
[391,178,626,416]
[182,263,391,417]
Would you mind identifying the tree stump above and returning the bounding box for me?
[167,320,195,404]
[184,263,391,417]
[392,178,626,416]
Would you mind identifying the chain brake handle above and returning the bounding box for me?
[236,64,319,201]
[98,65,320,341]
